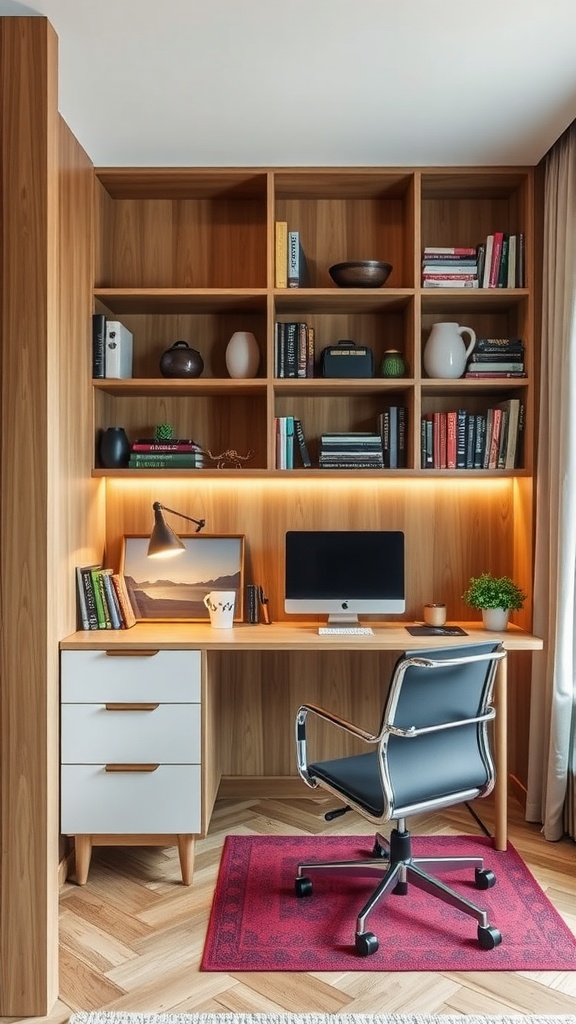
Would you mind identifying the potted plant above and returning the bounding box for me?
[462,573,527,631]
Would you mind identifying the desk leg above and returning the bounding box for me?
[494,655,508,851]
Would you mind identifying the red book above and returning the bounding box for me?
[446,411,457,469]
[489,231,504,288]
[132,442,202,452]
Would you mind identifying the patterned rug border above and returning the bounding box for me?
[69,1015,576,1024]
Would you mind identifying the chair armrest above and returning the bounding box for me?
[295,703,378,787]
[387,705,496,739]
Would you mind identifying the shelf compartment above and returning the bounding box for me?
[93,307,268,379]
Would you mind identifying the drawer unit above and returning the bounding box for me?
[60,648,203,885]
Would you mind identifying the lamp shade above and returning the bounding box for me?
[147,501,205,558]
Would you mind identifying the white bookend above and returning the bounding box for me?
[105,320,133,378]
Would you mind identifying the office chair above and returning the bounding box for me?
[295,642,506,956]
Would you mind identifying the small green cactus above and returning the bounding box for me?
[155,423,174,440]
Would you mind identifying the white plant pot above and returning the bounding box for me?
[482,608,510,631]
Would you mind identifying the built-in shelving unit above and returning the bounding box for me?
[93,166,534,477]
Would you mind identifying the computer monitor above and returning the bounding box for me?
[284,530,405,625]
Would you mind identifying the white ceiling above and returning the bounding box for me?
[3,0,576,168]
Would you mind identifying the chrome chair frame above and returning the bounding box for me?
[294,645,506,955]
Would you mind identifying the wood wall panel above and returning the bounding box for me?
[0,17,59,1016]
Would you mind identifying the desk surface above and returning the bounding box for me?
[60,621,543,652]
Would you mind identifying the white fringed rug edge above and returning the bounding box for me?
[69,1014,576,1024]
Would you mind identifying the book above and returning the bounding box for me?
[128,457,205,468]
[92,313,106,378]
[482,235,494,287]
[105,320,133,378]
[129,451,205,463]
[497,398,522,469]
[287,230,309,287]
[488,407,503,469]
[456,409,467,469]
[488,231,504,288]
[473,337,524,352]
[422,279,479,288]
[294,418,312,468]
[464,370,526,378]
[497,234,509,287]
[90,568,110,628]
[275,221,288,288]
[101,569,122,629]
[423,246,477,256]
[422,273,477,282]
[476,242,486,286]
[516,232,525,287]
[446,411,457,469]
[76,564,100,629]
[469,351,524,362]
[466,361,524,372]
[422,259,478,269]
[131,442,202,452]
[111,573,137,628]
[507,234,517,288]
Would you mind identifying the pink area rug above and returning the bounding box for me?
[201,833,576,971]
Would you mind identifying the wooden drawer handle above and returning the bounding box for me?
[104,763,160,773]
[105,650,160,657]
[104,703,160,711]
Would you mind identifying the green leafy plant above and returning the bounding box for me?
[155,422,174,440]
[463,573,526,611]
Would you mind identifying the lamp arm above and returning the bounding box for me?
[153,501,205,533]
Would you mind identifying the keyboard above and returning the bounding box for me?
[318,626,374,636]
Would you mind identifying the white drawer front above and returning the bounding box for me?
[61,764,201,833]
[61,703,200,763]
[61,649,201,702]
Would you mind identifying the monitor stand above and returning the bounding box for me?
[326,613,360,625]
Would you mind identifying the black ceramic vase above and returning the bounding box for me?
[99,426,131,468]
[159,341,204,378]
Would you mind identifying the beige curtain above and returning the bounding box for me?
[526,120,576,840]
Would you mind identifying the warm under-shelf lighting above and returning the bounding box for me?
[147,501,206,558]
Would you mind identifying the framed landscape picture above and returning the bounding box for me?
[120,534,245,622]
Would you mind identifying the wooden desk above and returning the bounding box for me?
[60,622,542,879]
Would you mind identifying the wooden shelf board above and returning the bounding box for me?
[93,377,268,397]
[94,288,268,315]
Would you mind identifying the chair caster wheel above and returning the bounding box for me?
[478,924,502,949]
[475,867,496,889]
[295,875,313,897]
[355,931,379,956]
[372,840,388,858]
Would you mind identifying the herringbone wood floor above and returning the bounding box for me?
[15,793,576,1024]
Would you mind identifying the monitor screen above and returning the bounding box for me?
[284,530,405,624]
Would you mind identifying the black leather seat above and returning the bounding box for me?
[295,642,506,956]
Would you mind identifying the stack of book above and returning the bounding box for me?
[76,565,137,630]
[319,432,384,470]
[128,437,205,469]
[274,223,309,288]
[274,321,315,377]
[465,337,525,378]
[421,398,523,470]
[476,232,525,289]
[421,247,479,288]
[377,406,408,468]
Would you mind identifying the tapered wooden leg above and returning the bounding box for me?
[177,835,195,885]
[74,835,93,885]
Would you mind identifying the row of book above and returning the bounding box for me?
[275,416,311,468]
[274,321,315,377]
[465,337,526,379]
[421,398,523,470]
[92,313,134,378]
[127,437,206,469]
[274,223,309,288]
[76,565,137,630]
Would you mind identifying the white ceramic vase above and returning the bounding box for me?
[225,331,260,379]
[482,607,510,631]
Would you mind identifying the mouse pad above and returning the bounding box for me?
[405,625,468,637]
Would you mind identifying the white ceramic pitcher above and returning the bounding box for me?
[423,322,476,378]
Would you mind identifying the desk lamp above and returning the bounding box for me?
[147,501,206,558]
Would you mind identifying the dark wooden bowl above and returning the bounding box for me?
[329,260,393,288]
